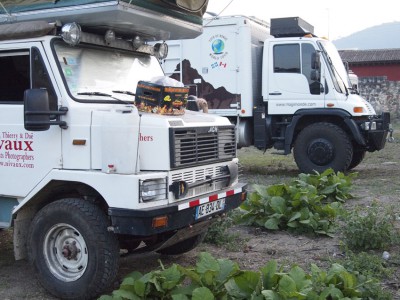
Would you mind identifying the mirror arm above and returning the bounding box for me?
[25,106,68,129]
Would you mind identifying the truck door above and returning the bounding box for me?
[266,42,325,114]
[0,44,61,203]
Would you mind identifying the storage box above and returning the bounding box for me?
[135,81,189,115]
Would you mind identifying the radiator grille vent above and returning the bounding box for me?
[170,126,236,168]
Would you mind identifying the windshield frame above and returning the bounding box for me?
[51,38,164,104]
[317,39,350,95]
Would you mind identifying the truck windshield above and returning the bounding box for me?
[318,39,350,95]
[53,40,164,102]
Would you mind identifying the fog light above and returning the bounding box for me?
[61,23,81,46]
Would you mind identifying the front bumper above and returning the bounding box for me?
[359,112,391,151]
[108,183,247,236]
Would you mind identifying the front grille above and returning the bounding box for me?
[170,126,236,168]
[171,165,230,201]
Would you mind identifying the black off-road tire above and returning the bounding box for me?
[28,198,120,300]
[348,150,366,170]
[293,122,353,173]
[156,232,206,255]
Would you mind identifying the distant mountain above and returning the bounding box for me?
[333,22,400,50]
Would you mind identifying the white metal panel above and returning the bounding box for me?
[0,42,62,198]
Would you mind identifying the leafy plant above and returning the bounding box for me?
[99,252,386,300]
[203,212,242,250]
[341,201,398,251]
[238,169,356,235]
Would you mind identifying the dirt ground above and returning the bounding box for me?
[1,135,400,299]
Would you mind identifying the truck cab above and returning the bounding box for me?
[255,17,391,173]
[0,2,247,298]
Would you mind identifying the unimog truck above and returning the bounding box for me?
[161,15,392,173]
[0,1,247,299]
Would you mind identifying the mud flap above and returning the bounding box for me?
[154,219,211,252]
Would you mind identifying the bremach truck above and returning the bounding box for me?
[161,15,392,173]
[0,1,247,299]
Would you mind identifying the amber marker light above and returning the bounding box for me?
[326,103,335,107]
[241,109,246,114]
[72,139,86,145]
[241,192,247,201]
[353,107,364,113]
[152,216,168,228]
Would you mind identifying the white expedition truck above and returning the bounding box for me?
[0,1,246,299]
[161,15,392,173]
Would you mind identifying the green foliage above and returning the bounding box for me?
[203,212,242,249]
[340,250,393,279]
[341,201,398,251]
[99,252,384,300]
[238,169,356,235]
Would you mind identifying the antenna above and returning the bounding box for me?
[204,0,235,26]
[0,2,11,17]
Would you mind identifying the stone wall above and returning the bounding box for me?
[359,76,400,120]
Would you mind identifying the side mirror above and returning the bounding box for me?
[311,52,321,70]
[24,88,68,131]
[24,89,51,131]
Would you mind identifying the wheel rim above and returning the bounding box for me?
[43,223,88,282]
[307,138,334,166]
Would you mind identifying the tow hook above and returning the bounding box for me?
[388,127,395,143]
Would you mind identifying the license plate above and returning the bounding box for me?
[195,198,225,220]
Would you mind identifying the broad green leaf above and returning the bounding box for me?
[278,274,297,294]
[270,196,286,214]
[216,258,240,284]
[161,265,183,290]
[196,252,220,274]
[288,266,312,290]
[265,218,279,230]
[98,296,113,300]
[235,271,261,293]
[261,290,280,300]
[261,260,278,289]
[172,294,190,300]
[288,212,301,223]
[192,287,215,300]
[133,280,146,297]
[112,289,139,300]
[320,284,344,299]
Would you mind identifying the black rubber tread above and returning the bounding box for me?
[293,122,353,173]
[156,232,206,255]
[28,198,120,300]
[348,150,366,170]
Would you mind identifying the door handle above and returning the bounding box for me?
[269,92,282,95]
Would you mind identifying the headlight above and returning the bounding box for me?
[362,121,377,130]
[61,23,81,46]
[153,42,168,59]
[140,178,167,202]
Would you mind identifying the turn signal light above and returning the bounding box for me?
[353,107,364,113]
[241,192,247,201]
[152,216,168,228]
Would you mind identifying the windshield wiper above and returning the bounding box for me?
[77,92,133,104]
[112,90,136,96]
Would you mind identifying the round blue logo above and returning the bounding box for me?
[211,39,225,54]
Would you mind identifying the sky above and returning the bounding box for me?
[206,0,400,40]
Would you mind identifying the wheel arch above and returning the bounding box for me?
[12,180,108,260]
[284,108,366,153]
